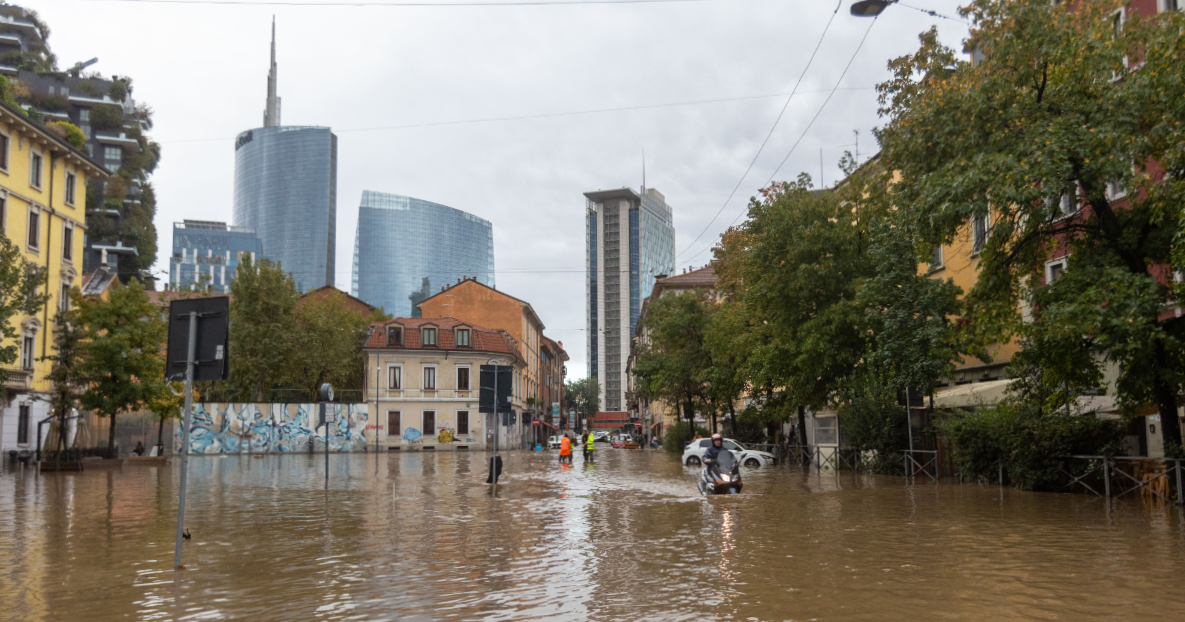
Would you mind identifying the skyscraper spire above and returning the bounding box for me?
[263,16,281,127]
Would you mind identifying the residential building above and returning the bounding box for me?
[350,190,494,316]
[298,285,377,315]
[362,317,527,450]
[232,24,336,292]
[585,185,675,413]
[627,264,718,438]
[416,278,566,427]
[0,5,160,283]
[168,220,262,294]
[0,99,107,456]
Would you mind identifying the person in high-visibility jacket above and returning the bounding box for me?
[559,435,572,463]
[585,431,596,463]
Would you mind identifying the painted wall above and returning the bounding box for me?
[175,403,370,454]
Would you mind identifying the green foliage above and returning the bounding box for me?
[564,376,600,421]
[0,237,49,387]
[75,279,167,458]
[284,292,383,399]
[77,81,102,98]
[25,106,42,124]
[0,75,19,109]
[877,0,1185,452]
[942,400,1124,491]
[41,305,85,453]
[662,420,710,454]
[47,121,86,149]
[633,291,713,427]
[108,78,129,102]
[836,368,908,474]
[89,104,123,132]
[228,255,298,401]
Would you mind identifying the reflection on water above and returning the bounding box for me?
[2,450,1184,621]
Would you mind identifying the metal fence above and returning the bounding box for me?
[1062,455,1183,505]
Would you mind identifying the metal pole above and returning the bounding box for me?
[1103,456,1111,500]
[492,364,498,495]
[375,355,380,453]
[323,402,329,484]
[905,388,915,454]
[174,311,197,570]
[1176,459,1183,506]
[998,458,1003,487]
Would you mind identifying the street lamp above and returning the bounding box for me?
[851,0,894,16]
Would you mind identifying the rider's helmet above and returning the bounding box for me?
[711,433,723,444]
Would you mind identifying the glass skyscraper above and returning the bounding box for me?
[585,186,675,412]
[169,221,263,293]
[232,125,337,292]
[351,191,494,317]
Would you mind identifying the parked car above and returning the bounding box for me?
[682,438,775,467]
[547,436,563,449]
[594,431,611,443]
[610,434,640,449]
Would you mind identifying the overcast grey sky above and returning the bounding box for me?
[41,0,969,380]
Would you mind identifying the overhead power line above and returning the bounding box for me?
[679,14,879,267]
[673,0,843,262]
[160,87,874,144]
[81,0,715,7]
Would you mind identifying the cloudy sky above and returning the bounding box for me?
[40,0,969,380]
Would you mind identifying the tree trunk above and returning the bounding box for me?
[729,401,737,438]
[1152,340,1182,458]
[797,405,808,465]
[157,411,167,452]
[107,413,118,459]
[683,397,695,433]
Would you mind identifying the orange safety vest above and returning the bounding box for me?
[560,436,571,455]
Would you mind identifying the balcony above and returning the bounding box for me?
[3,368,31,391]
[94,132,141,152]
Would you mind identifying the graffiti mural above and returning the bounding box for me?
[175,403,370,454]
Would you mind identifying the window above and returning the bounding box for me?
[0,133,9,171]
[1161,0,1182,12]
[388,365,401,389]
[423,410,436,434]
[79,110,91,138]
[456,328,470,347]
[422,327,437,346]
[0,194,6,231]
[457,366,470,391]
[698,439,710,448]
[62,224,73,261]
[387,411,401,436]
[103,146,121,172]
[1050,193,1077,218]
[64,171,76,205]
[423,366,436,390]
[1105,180,1126,201]
[931,245,944,269]
[386,325,402,346]
[972,213,990,254]
[21,335,34,369]
[17,404,29,444]
[1046,257,1068,285]
[30,151,42,188]
[456,410,469,435]
[60,283,70,311]
[26,209,38,250]
[723,440,742,451]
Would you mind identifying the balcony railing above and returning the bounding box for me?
[2,368,32,390]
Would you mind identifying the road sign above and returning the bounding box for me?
[165,297,230,381]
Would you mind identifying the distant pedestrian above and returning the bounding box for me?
[585,430,595,463]
[133,441,146,457]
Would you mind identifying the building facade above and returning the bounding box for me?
[362,317,527,450]
[232,125,337,292]
[351,190,494,316]
[0,100,107,455]
[169,220,262,293]
[585,186,675,412]
[417,278,566,427]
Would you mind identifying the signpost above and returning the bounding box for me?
[165,297,229,571]
[479,361,512,493]
[320,383,334,484]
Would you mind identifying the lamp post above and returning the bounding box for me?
[850,0,894,16]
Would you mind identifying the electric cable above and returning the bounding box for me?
[672,0,842,261]
[80,0,715,7]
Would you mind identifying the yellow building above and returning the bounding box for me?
[0,100,108,456]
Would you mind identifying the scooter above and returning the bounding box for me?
[698,450,743,495]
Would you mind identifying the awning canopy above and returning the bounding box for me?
[932,379,1013,409]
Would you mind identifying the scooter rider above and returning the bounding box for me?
[703,433,725,465]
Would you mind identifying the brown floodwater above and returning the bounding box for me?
[2,449,1184,621]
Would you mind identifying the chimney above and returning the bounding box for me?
[456,278,461,285]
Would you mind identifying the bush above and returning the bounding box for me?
[942,400,1124,491]
[663,420,710,454]
[47,121,86,149]
[838,370,910,474]
[108,79,128,103]
[90,104,123,132]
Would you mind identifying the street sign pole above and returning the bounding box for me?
[492,363,499,496]
[173,311,197,570]
[320,383,334,485]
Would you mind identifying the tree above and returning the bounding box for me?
[0,237,48,387]
[42,304,85,455]
[876,0,1185,455]
[632,291,713,433]
[563,377,600,425]
[703,300,749,437]
[228,256,298,401]
[285,292,385,400]
[76,279,167,458]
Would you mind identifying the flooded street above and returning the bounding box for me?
[2,449,1184,621]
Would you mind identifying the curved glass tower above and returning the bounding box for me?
[232,125,337,292]
[351,191,494,317]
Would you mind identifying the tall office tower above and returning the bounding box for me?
[232,22,336,292]
[351,191,495,317]
[169,221,263,294]
[584,186,675,412]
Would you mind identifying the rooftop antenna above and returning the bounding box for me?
[263,16,281,127]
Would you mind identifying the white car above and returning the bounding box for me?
[547,435,563,449]
[683,438,775,467]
